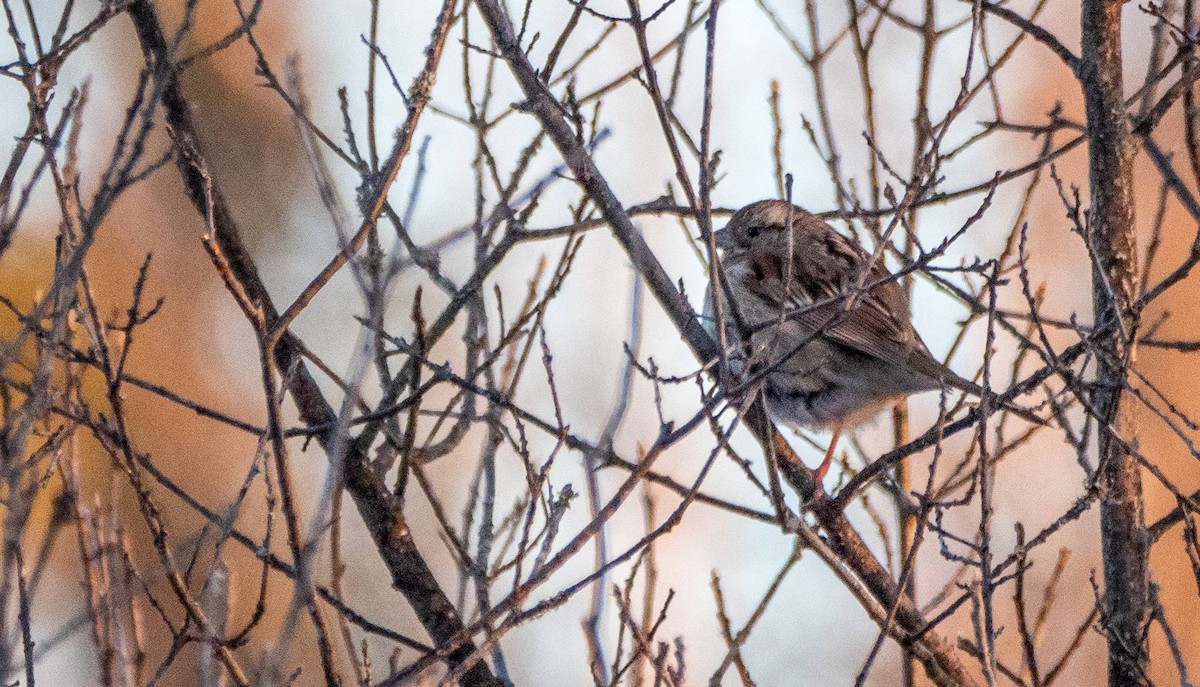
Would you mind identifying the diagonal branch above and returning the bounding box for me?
[125,2,505,685]
[470,1,979,685]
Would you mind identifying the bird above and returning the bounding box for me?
[703,199,1035,485]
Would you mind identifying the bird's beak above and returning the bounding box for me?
[713,226,733,249]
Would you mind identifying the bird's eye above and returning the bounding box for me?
[746,226,762,238]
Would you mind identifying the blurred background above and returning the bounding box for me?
[2,0,1197,685]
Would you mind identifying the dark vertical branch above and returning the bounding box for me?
[1079,1,1147,685]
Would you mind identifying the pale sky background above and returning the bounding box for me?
[0,0,1160,684]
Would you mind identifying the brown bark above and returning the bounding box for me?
[1080,1,1149,685]
[471,1,980,685]
[126,3,506,685]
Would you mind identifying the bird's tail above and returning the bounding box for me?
[904,349,1046,426]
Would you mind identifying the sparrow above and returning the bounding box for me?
[704,199,1034,483]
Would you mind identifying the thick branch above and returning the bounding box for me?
[125,3,505,685]
[1079,2,1148,685]
[471,1,979,685]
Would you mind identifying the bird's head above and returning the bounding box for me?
[713,199,811,250]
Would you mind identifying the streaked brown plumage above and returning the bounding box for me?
[704,199,1020,482]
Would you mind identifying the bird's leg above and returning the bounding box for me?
[814,423,842,487]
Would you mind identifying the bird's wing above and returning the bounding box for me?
[742,227,920,368]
